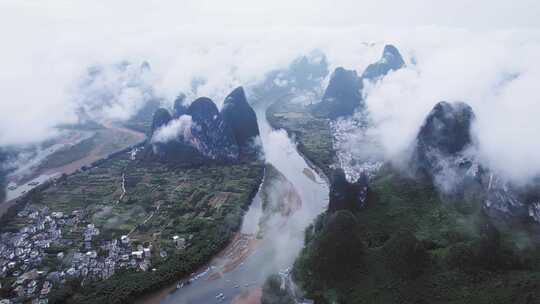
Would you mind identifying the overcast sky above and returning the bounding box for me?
[1,1,540,183]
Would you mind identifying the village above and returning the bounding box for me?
[0,204,187,304]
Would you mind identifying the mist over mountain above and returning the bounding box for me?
[404,100,540,224]
[173,94,188,118]
[75,61,160,124]
[149,86,260,163]
[311,67,362,119]
[3,3,540,304]
[250,51,329,107]
[411,101,477,191]
[361,45,405,80]
[221,87,261,156]
[311,44,405,119]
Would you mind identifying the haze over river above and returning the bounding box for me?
[160,108,329,304]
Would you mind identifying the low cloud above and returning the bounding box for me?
[151,115,193,144]
[1,1,540,186]
[361,34,540,185]
[74,61,158,122]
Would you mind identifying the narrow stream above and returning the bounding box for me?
[160,109,329,304]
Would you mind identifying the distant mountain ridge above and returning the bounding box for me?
[361,45,405,80]
[311,44,405,119]
[250,50,329,107]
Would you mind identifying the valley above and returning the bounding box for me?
[3,123,145,207]
[0,142,263,303]
[1,31,540,304]
[141,108,329,304]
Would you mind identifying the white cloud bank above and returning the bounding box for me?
[151,115,193,144]
[1,0,540,183]
[363,31,540,184]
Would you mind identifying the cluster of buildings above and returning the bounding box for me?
[0,205,167,303]
[0,207,65,303]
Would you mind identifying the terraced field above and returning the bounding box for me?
[0,146,264,303]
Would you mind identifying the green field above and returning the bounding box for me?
[1,148,264,303]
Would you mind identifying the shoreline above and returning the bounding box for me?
[134,167,265,304]
[135,217,263,304]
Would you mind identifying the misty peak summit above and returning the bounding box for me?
[382,45,404,65]
[221,86,261,155]
[140,61,151,72]
[417,101,475,156]
[311,67,362,119]
[173,93,188,118]
[310,44,405,120]
[412,101,478,194]
[223,86,248,106]
[187,97,220,124]
[150,87,261,162]
[150,108,172,136]
[361,44,405,80]
[186,97,238,159]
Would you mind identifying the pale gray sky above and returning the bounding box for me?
[1,1,539,183]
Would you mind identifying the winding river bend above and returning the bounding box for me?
[159,109,329,304]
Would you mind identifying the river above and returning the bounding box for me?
[1,123,145,214]
[158,109,329,304]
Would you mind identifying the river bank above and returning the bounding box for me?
[140,108,329,304]
[0,123,146,217]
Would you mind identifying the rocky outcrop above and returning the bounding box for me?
[412,101,540,223]
[186,97,239,160]
[221,87,260,156]
[361,44,405,81]
[311,67,362,119]
[311,45,405,119]
[150,87,261,163]
[150,108,172,136]
[413,101,476,185]
[417,101,475,158]
[149,107,206,164]
[328,169,369,213]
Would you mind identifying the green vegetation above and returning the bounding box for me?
[3,148,263,304]
[266,100,334,178]
[293,167,540,303]
[261,274,296,304]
